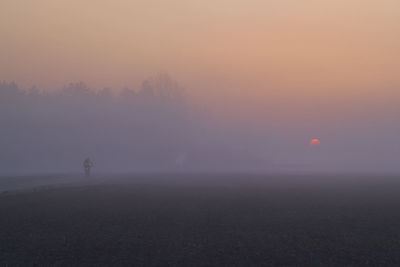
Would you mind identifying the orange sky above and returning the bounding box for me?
[1,0,399,114]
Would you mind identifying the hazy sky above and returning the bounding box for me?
[1,0,399,121]
[1,1,398,85]
[1,0,400,172]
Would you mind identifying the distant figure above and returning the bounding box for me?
[83,157,94,177]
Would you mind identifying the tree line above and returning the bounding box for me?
[0,73,263,174]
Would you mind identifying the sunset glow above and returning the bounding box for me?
[310,139,321,147]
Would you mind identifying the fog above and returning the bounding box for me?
[0,75,265,174]
[1,73,400,175]
[1,0,400,174]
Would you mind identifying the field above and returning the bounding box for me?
[1,173,400,266]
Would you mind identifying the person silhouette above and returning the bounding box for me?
[83,157,94,177]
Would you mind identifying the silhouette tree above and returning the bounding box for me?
[140,73,185,101]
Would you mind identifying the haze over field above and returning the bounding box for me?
[1,0,399,173]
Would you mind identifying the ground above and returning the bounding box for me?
[1,173,400,266]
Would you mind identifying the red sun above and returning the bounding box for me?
[309,138,321,147]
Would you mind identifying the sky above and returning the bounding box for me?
[1,0,400,172]
[1,0,399,91]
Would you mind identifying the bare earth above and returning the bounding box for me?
[1,173,400,266]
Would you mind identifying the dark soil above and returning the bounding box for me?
[1,174,400,266]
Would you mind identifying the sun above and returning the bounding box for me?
[309,138,321,147]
